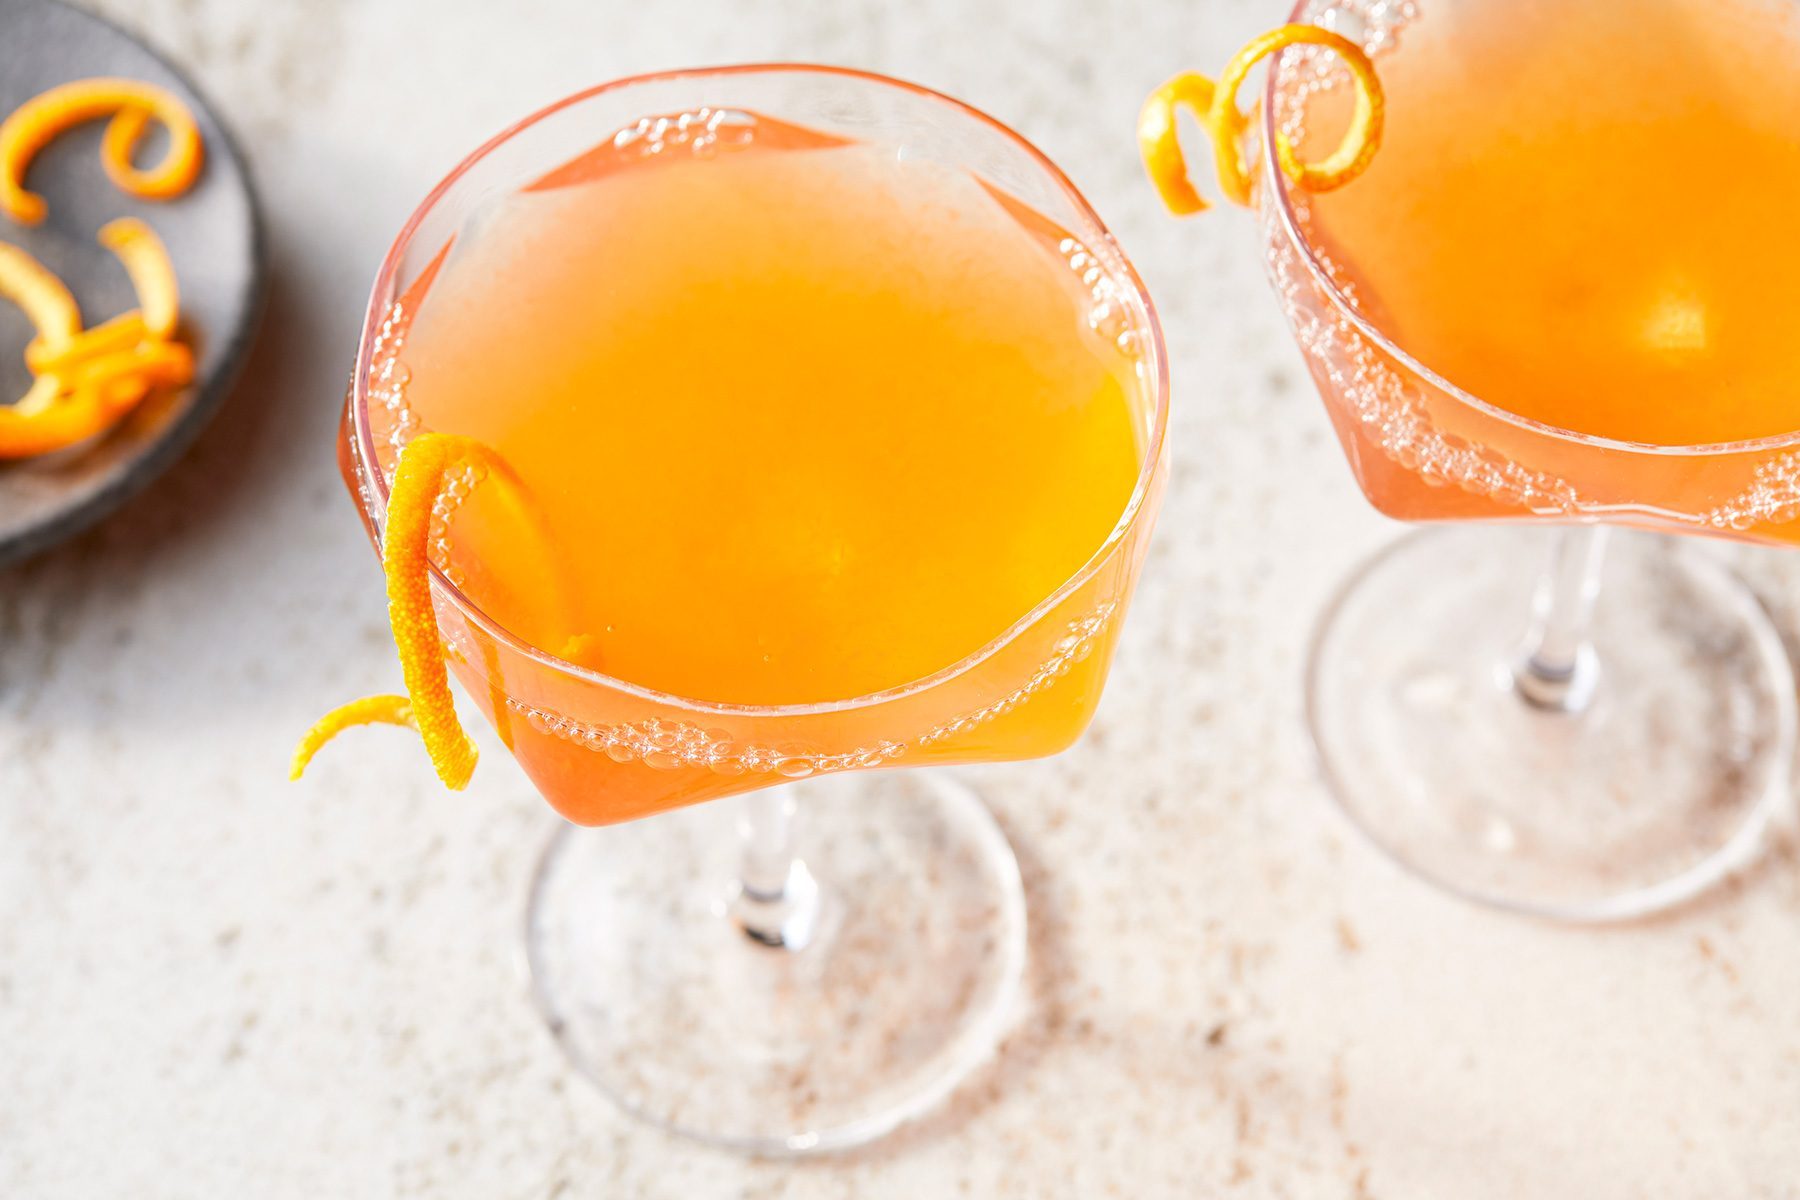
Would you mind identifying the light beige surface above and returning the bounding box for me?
[3,1,1798,1195]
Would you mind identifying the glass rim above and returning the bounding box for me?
[1260,11,1800,459]
[352,61,1172,719]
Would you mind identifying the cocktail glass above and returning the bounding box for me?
[339,66,1169,1153]
[1248,1,1798,921]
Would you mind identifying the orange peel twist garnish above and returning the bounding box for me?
[289,695,418,781]
[293,433,510,790]
[1139,24,1384,214]
[0,77,204,226]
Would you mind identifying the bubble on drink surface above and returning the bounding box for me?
[1705,452,1800,532]
[367,301,428,468]
[1258,182,1584,516]
[502,697,914,778]
[1318,6,1369,43]
[1056,233,1146,354]
[916,603,1116,746]
[1278,0,1418,150]
[611,106,756,162]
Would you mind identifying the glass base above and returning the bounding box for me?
[1307,526,1796,922]
[524,770,1027,1155]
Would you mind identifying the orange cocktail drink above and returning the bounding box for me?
[1303,0,1800,449]
[1284,0,1800,534]
[1244,0,1800,921]
[1260,0,1800,539]
[1137,1,1799,921]
[339,66,1168,1154]
[353,112,1153,826]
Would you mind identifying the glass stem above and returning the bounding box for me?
[1511,524,1609,713]
[730,788,821,950]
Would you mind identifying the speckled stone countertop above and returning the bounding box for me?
[4,1,1799,1195]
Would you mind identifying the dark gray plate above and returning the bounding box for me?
[0,0,263,569]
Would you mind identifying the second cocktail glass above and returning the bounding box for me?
[340,66,1169,1153]
[1250,0,1798,921]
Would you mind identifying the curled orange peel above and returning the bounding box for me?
[1139,24,1384,214]
[0,78,203,225]
[26,310,146,374]
[290,695,417,780]
[0,387,110,458]
[294,433,519,790]
[97,217,179,336]
[0,240,77,341]
[69,337,193,404]
[0,239,79,412]
[99,101,203,202]
[383,434,486,788]
[28,220,181,377]
[1,221,190,458]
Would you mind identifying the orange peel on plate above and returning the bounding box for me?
[293,433,520,790]
[0,386,112,457]
[0,77,204,225]
[0,239,79,412]
[1139,24,1384,214]
[0,220,192,458]
[26,309,147,374]
[98,101,204,203]
[97,216,180,336]
[26,218,182,376]
[67,337,193,410]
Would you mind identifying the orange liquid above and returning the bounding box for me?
[361,117,1155,824]
[1305,0,1800,448]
